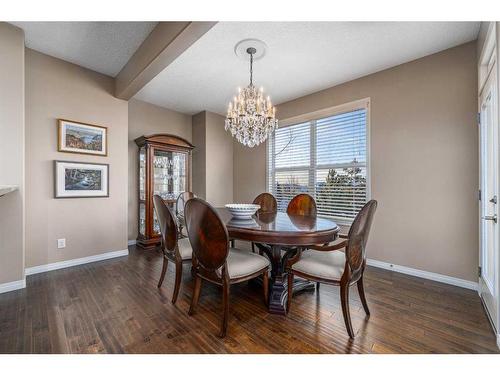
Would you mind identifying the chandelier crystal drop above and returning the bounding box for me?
[225,47,278,148]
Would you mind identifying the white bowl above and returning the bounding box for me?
[225,203,260,219]
[228,217,259,228]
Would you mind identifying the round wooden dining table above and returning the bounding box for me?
[216,208,340,315]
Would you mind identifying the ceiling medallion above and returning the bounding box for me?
[225,40,278,148]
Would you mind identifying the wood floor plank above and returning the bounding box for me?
[0,245,498,354]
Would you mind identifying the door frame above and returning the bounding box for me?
[478,22,500,348]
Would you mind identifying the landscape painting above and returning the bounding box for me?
[55,161,109,198]
[65,168,102,190]
[58,119,107,156]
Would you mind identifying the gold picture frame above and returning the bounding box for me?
[58,119,108,156]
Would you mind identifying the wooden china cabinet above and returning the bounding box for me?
[134,134,194,249]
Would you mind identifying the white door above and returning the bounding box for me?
[479,65,499,332]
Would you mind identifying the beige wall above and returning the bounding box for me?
[234,42,479,282]
[0,23,25,285]
[233,141,267,204]
[205,111,234,206]
[25,49,128,268]
[192,111,233,206]
[192,112,206,199]
[128,98,192,240]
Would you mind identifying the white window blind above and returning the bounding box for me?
[267,103,368,223]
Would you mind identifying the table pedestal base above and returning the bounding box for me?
[256,243,316,315]
[268,276,316,315]
[268,275,287,315]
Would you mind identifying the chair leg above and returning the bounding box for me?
[251,242,255,253]
[171,259,183,304]
[287,272,294,313]
[316,282,320,291]
[230,239,235,248]
[220,281,230,338]
[340,281,355,339]
[263,269,269,306]
[357,276,370,316]
[188,274,202,316]
[157,256,168,288]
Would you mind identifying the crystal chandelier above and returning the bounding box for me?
[225,47,278,148]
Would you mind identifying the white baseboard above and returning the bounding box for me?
[367,258,478,291]
[128,239,136,246]
[25,249,129,276]
[0,278,26,294]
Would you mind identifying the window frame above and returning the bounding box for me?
[266,98,371,225]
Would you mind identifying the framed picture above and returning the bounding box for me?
[54,161,109,198]
[58,119,108,156]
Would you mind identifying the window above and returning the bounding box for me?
[267,99,369,224]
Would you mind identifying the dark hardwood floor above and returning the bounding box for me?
[0,245,498,354]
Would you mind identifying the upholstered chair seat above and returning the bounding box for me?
[218,247,270,279]
[178,237,193,260]
[292,249,345,280]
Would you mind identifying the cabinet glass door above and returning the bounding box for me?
[153,149,187,200]
[139,202,145,236]
[152,148,187,234]
[139,147,146,201]
[138,146,146,236]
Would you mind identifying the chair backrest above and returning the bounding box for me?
[346,200,378,273]
[184,198,229,272]
[176,191,195,216]
[153,195,178,253]
[287,193,317,216]
[253,193,277,214]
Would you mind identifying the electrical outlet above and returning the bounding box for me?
[57,238,66,249]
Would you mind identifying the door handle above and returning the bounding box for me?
[483,214,498,223]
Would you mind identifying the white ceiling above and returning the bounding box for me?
[11,22,157,77]
[135,22,480,115]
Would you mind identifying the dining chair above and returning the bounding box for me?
[287,193,317,216]
[153,194,193,304]
[185,197,270,338]
[251,193,278,253]
[286,200,378,339]
[253,192,278,213]
[285,193,318,259]
[176,191,195,238]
